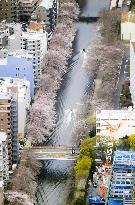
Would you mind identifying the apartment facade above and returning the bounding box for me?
[96,108,135,139]
[130,42,135,106]
[0,0,18,22]
[0,78,31,163]
[121,12,135,41]
[8,23,22,52]
[0,21,10,49]
[110,0,124,9]
[0,133,9,189]
[108,150,135,204]
[0,95,12,169]
[18,0,40,20]
[21,31,48,86]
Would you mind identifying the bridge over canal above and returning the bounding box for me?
[25,145,80,161]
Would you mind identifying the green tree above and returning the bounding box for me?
[131,0,135,7]
[86,115,96,125]
[74,156,92,177]
[129,134,135,149]
[86,115,96,137]
[80,137,96,159]
[74,197,85,205]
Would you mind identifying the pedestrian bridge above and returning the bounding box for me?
[27,145,80,161]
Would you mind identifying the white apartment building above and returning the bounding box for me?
[130,42,135,106]
[0,77,30,141]
[121,12,135,41]
[0,133,9,189]
[110,0,124,9]
[8,25,48,86]
[0,22,22,50]
[96,108,135,139]
[0,21,10,37]
[21,31,48,86]
[8,23,22,52]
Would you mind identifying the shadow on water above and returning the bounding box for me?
[78,16,99,23]
[37,1,109,205]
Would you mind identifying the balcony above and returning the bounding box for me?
[12,113,17,117]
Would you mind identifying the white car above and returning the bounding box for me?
[127,0,131,6]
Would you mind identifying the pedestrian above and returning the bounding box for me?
[72,146,75,155]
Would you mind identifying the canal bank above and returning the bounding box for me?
[37,1,109,205]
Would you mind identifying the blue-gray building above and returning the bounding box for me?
[0,52,34,97]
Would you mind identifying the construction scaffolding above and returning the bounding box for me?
[107,150,135,205]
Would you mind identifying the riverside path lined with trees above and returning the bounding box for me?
[36,0,110,205]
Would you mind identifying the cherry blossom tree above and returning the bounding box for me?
[73,9,124,142]
[28,0,79,143]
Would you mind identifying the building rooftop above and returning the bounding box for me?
[0,32,6,38]
[0,133,7,142]
[113,150,135,166]
[96,108,135,118]
[38,0,53,10]
[0,58,7,65]
[8,50,33,60]
[122,11,135,23]
[0,50,33,65]
[0,77,30,96]
[29,21,45,31]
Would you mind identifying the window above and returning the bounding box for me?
[97,129,100,133]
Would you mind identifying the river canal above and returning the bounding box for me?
[37,0,109,204]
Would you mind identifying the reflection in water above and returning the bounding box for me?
[37,1,109,205]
